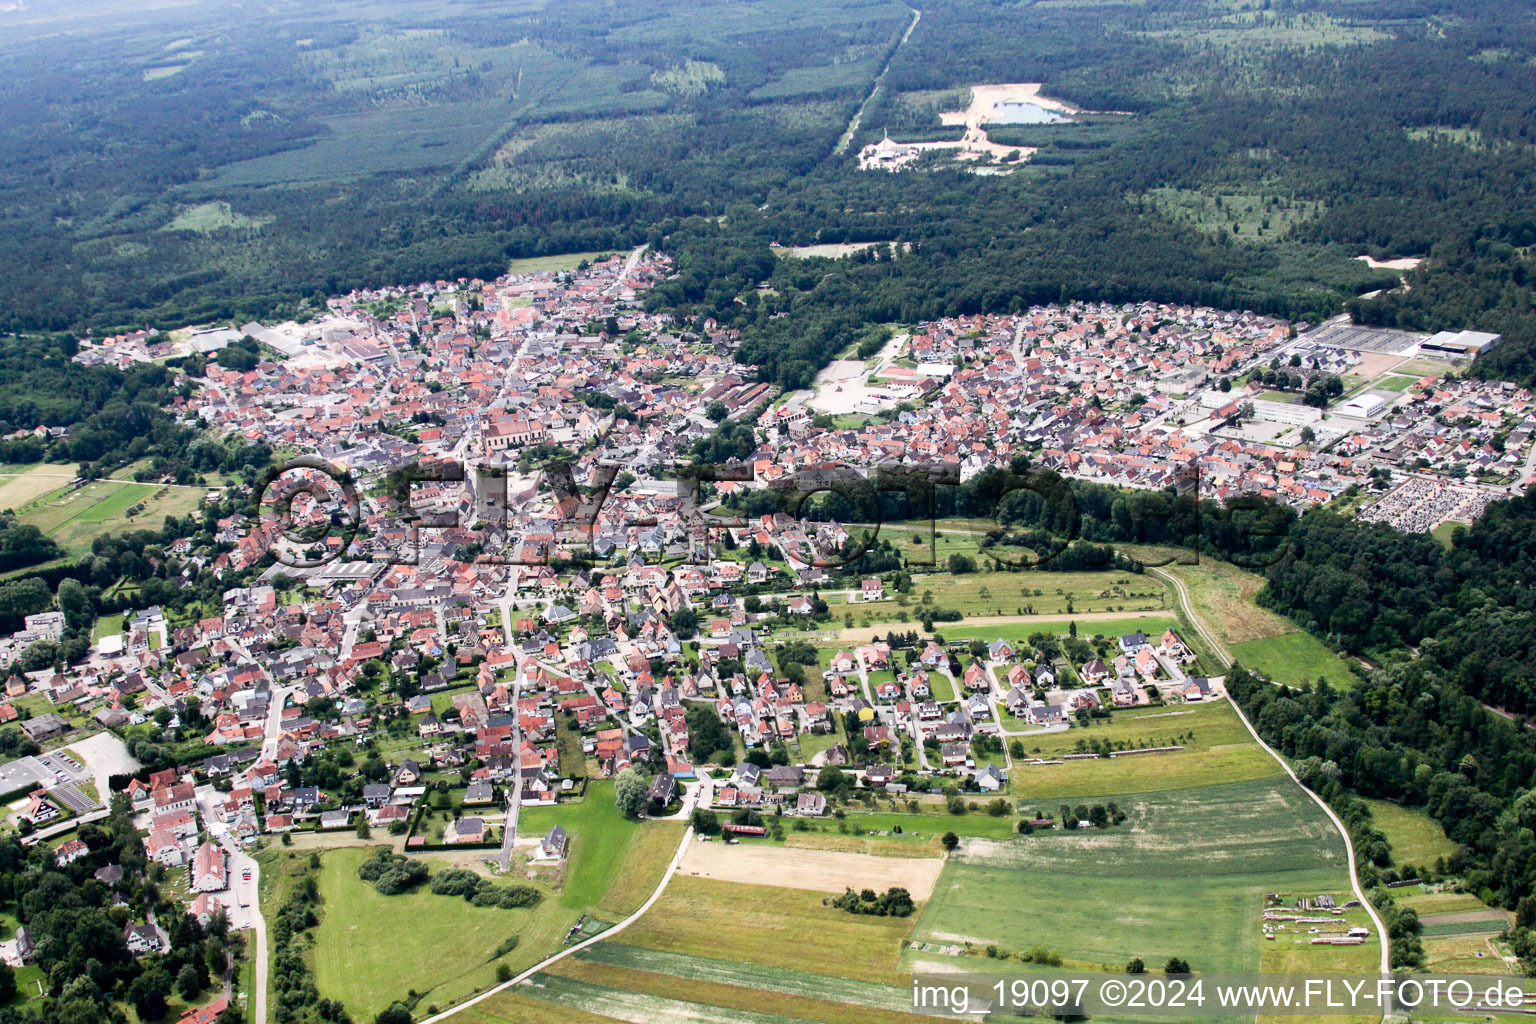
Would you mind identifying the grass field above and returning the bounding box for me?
[163,200,273,233]
[1420,933,1517,975]
[266,799,677,1022]
[1257,889,1382,1024]
[517,782,662,913]
[740,805,1021,854]
[1361,798,1460,869]
[1229,633,1355,688]
[619,876,920,985]
[311,845,567,1019]
[593,821,685,920]
[1431,519,1468,550]
[910,778,1358,977]
[1128,551,1293,646]
[92,612,124,642]
[936,615,1182,647]
[1009,699,1284,799]
[506,250,614,275]
[16,478,203,556]
[897,567,1171,619]
[1393,889,1489,915]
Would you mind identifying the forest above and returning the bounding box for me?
[3,0,1535,388]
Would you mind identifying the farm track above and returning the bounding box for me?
[833,7,921,155]
[1156,567,1392,1011]
[419,828,696,1024]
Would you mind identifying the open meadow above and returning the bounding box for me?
[1229,633,1356,689]
[1009,698,1285,799]
[0,463,76,510]
[14,477,203,556]
[259,785,682,1022]
[516,782,671,916]
[310,845,568,1020]
[1361,798,1460,869]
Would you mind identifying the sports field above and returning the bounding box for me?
[909,778,1355,976]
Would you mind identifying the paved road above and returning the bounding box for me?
[194,784,266,1024]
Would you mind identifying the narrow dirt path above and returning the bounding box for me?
[834,7,921,155]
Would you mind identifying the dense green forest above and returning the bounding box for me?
[3,0,1535,384]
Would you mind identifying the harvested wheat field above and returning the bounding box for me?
[678,841,944,898]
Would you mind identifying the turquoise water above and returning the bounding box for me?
[992,101,1070,124]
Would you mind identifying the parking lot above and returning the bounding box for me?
[0,749,96,808]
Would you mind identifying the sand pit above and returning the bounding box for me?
[678,841,944,898]
[1357,255,1423,271]
[940,83,1078,127]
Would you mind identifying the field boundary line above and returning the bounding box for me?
[417,827,694,1024]
[1155,566,1391,1016]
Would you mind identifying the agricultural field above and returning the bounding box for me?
[1418,909,1512,938]
[619,876,920,986]
[1360,798,1460,869]
[1419,933,1518,975]
[909,778,1360,977]
[574,945,917,1017]
[0,463,75,510]
[676,841,945,896]
[1010,699,1284,799]
[516,966,933,1024]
